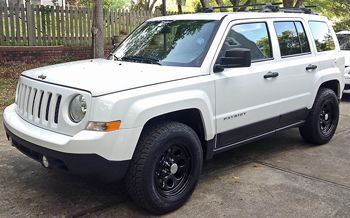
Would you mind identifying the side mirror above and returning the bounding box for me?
[214,48,251,72]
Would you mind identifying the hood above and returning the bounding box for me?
[22,59,205,96]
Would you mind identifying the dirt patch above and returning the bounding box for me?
[0,62,47,79]
[0,79,17,110]
[0,62,48,110]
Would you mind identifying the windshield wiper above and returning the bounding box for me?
[121,56,161,65]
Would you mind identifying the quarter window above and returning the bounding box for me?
[309,21,335,52]
[274,21,310,57]
[218,22,272,62]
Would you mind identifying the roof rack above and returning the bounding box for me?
[203,2,317,15]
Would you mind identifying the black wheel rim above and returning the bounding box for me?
[319,100,335,135]
[154,144,192,198]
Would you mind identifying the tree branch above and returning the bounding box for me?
[215,0,227,12]
[149,0,157,11]
[294,0,304,7]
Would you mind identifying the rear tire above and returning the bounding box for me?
[125,121,203,214]
[299,88,339,145]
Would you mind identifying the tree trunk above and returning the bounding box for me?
[92,0,104,58]
[294,0,304,7]
[215,0,227,12]
[229,0,239,6]
[200,0,210,8]
[177,0,183,13]
[240,0,252,11]
[149,0,158,12]
[229,0,239,11]
[283,0,295,7]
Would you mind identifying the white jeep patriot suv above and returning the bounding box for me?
[3,8,345,214]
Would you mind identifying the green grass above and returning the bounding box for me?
[0,78,17,110]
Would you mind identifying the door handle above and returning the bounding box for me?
[306,64,317,71]
[264,71,279,79]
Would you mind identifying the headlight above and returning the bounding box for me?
[69,95,87,123]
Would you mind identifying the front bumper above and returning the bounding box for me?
[344,69,350,94]
[5,125,129,182]
[3,104,142,181]
[344,76,350,93]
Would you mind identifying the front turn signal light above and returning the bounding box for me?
[86,121,121,132]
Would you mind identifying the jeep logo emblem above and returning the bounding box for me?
[38,74,46,80]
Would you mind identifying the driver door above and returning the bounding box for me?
[214,20,282,150]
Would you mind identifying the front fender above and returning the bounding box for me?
[124,90,216,140]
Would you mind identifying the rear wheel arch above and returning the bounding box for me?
[318,80,340,100]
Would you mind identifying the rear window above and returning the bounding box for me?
[274,21,310,57]
[309,21,335,52]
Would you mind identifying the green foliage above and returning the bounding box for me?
[66,0,130,9]
[305,0,350,31]
[334,17,350,32]
[104,0,131,9]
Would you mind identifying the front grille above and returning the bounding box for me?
[15,76,91,136]
[17,83,62,125]
[345,84,350,90]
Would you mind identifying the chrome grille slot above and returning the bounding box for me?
[15,76,91,136]
[54,95,62,124]
[45,93,52,121]
[25,87,32,115]
[27,88,36,118]
[37,91,44,119]
[23,86,30,115]
[19,84,25,112]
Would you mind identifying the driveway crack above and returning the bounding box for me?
[67,198,126,218]
[253,160,350,191]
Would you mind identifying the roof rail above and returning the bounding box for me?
[202,2,317,14]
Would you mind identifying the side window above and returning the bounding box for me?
[274,21,310,57]
[218,22,272,62]
[295,22,311,53]
[309,21,335,52]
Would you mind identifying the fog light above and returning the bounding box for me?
[42,156,50,168]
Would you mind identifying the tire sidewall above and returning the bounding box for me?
[312,90,339,142]
[142,125,203,213]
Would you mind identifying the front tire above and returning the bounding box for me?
[125,121,203,214]
[299,88,339,145]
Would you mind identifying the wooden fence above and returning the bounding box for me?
[0,3,171,46]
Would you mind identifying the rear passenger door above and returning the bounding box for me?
[272,19,317,128]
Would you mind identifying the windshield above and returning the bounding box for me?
[110,20,219,67]
[337,34,350,50]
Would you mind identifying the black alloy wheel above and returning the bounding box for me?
[126,121,203,214]
[154,144,192,198]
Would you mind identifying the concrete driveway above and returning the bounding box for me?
[1,96,349,217]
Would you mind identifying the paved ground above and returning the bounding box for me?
[0,96,349,218]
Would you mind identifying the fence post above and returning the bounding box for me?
[26,0,34,46]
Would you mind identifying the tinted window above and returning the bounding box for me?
[218,22,272,62]
[274,21,310,56]
[295,22,311,53]
[337,34,350,50]
[309,21,335,52]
